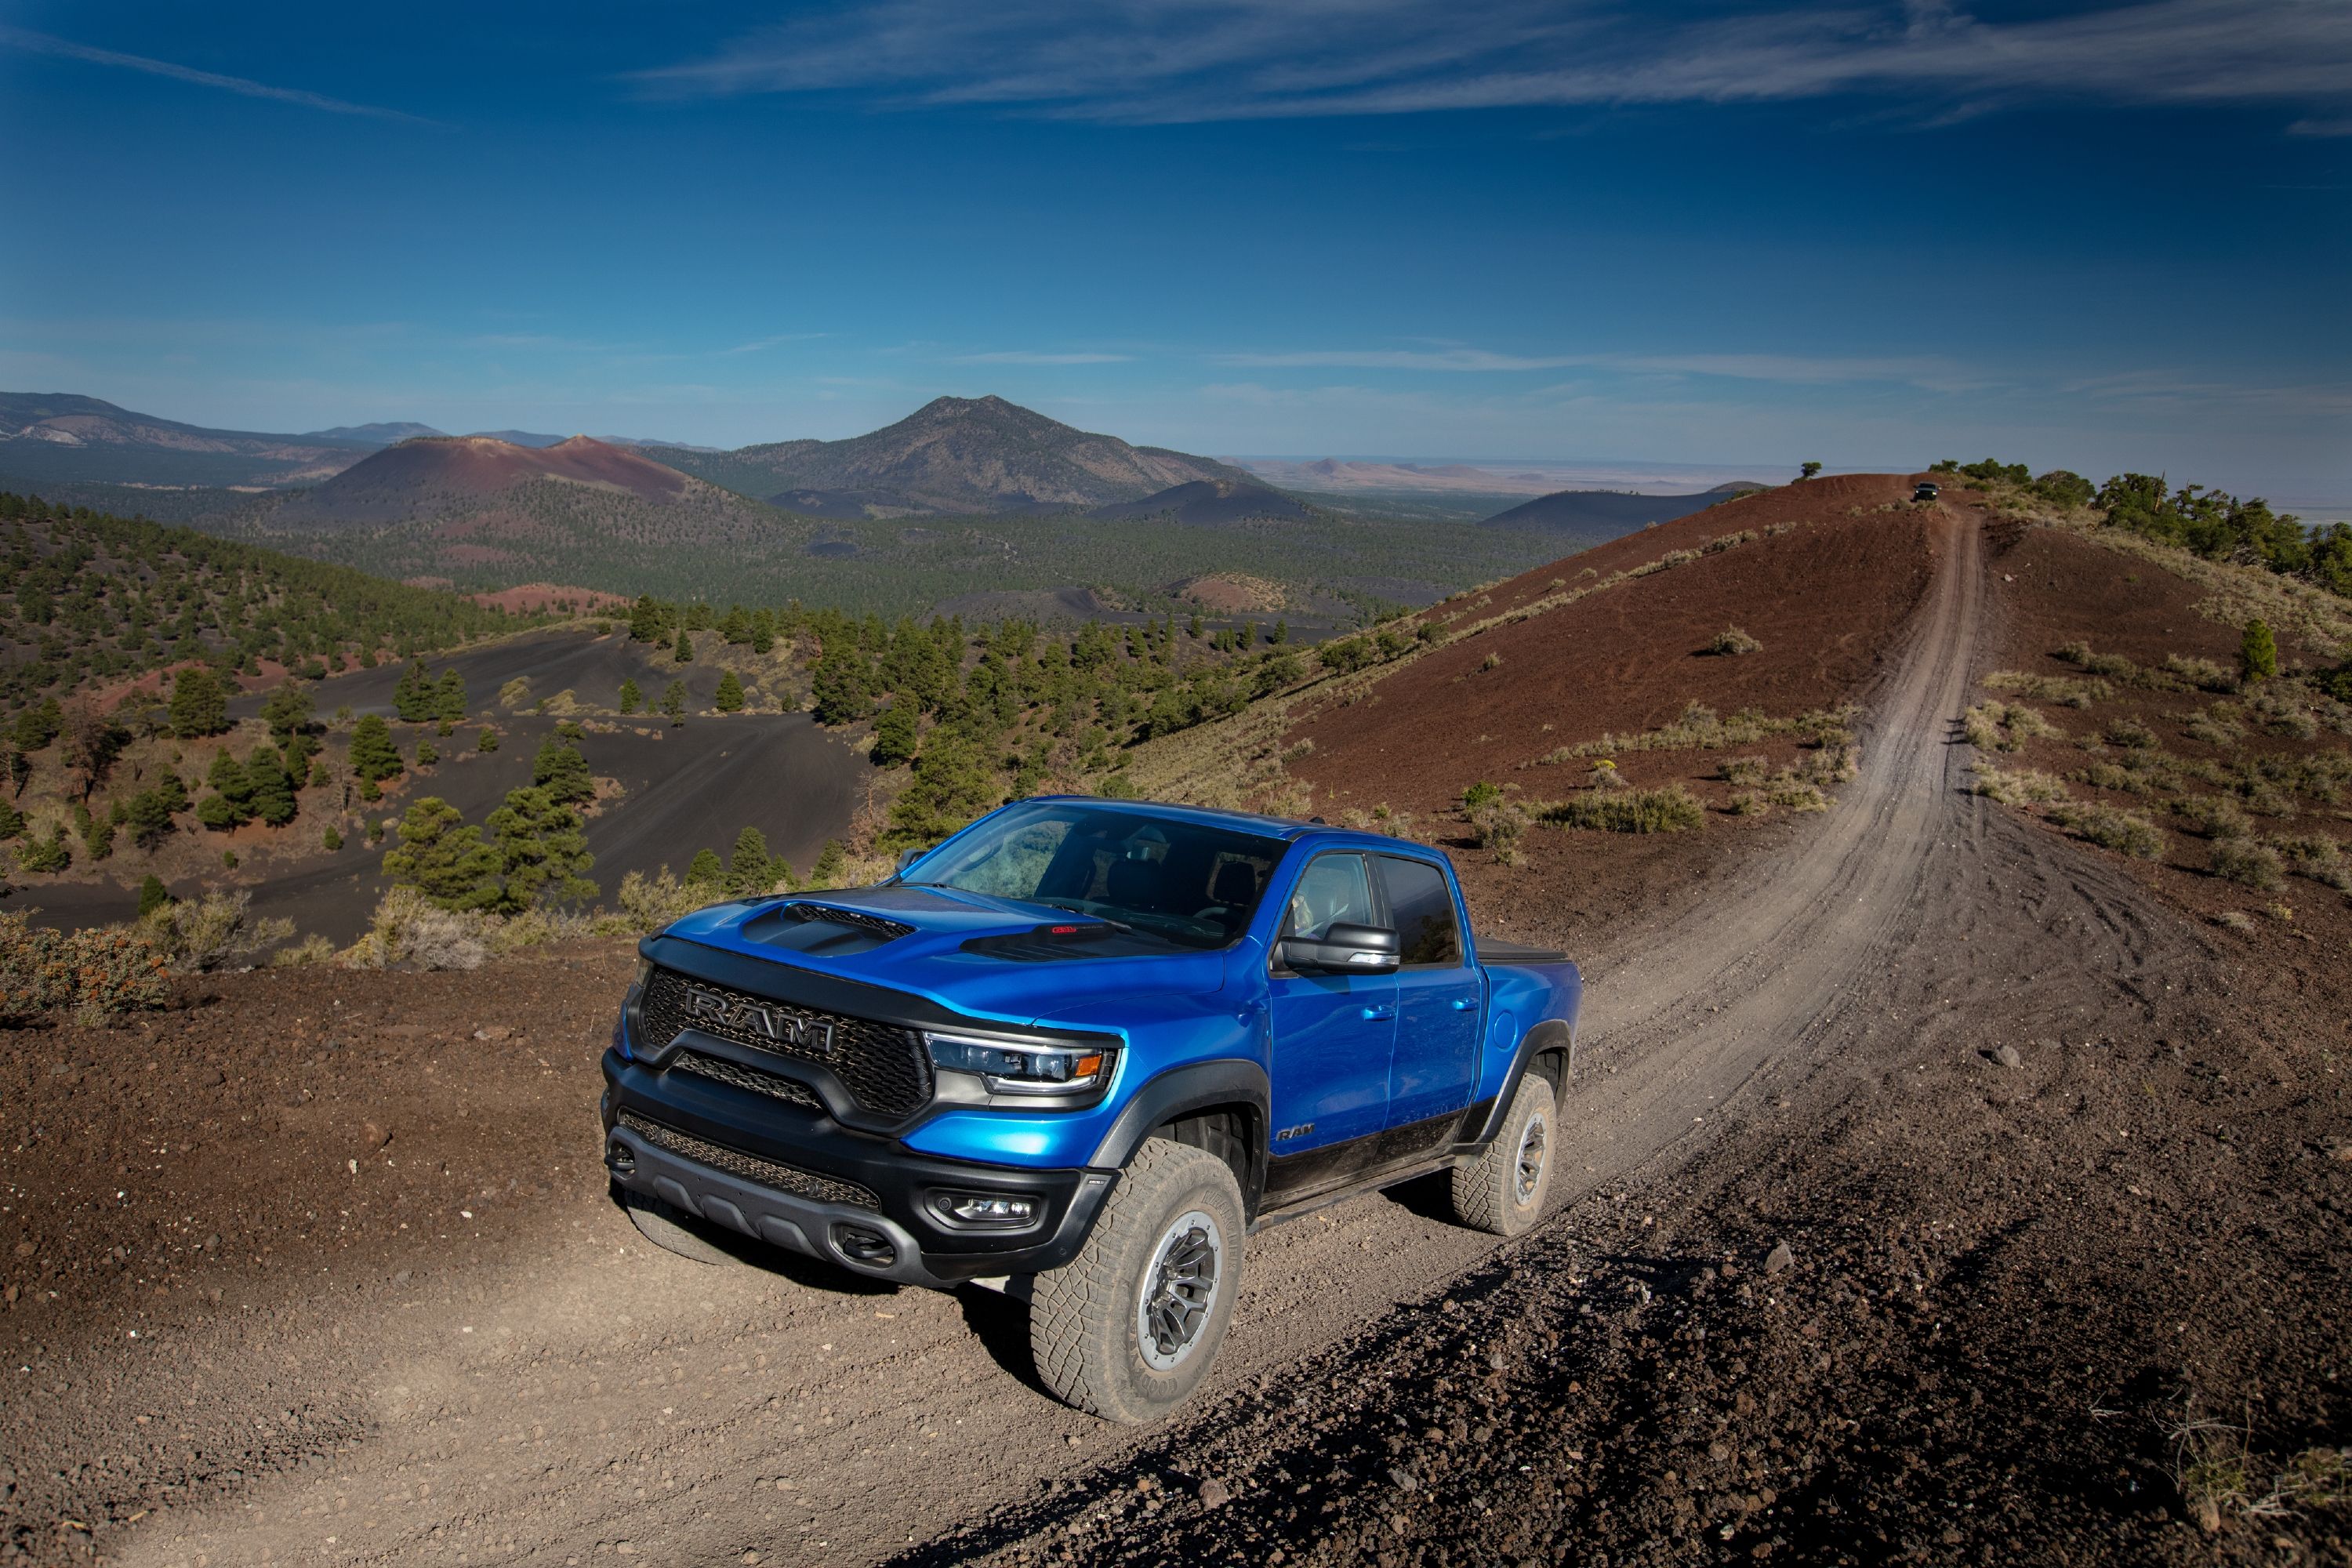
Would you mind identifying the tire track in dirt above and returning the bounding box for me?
[117,514,1984,1568]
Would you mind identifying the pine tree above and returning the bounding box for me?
[727,826,780,895]
[713,670,745,713]
[673,626,694,664]
[686,848,724,886]
[809,838,847,890]
[349,714,402,783]
[434,669,467,723]
[486,786,597,911]
[168,667,229,738]
[477,727,500,753]
[261,682,314,740]
[871,699,919,768]
[137,874,172,917]
[394,661,434,723]
[245,743,297,826]
[531,733,596,805]
[628,595,671,644]
[662,681,687,726]
[0,797,24,839]
[619,677,641,715]
[2242,619,2278,681]
[381,797,504,911]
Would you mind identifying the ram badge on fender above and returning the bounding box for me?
[599,796,1581,1423]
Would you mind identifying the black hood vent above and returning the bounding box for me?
[739,900,914,957]
[786,902,915,939]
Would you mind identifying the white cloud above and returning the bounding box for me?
[1212,345,1980,390]
[634,1,2352,128]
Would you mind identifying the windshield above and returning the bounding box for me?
[905,802,1287,950]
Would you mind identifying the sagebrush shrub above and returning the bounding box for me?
[2209,839,2284,891]
[2172,795,2252,840]
[1708,626,1762,656]
[614,869,718,933]
[1540,784,1704,834]
[2047,800,2165,859]
[1719,755,1771,786]
[1973,764,2069,804]
[339,887,488,971]
[140,890,295,972]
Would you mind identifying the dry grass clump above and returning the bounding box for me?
[614,868,725,931]
[1543,702,1857,763]
[1973,764,2071,804]
[2169,1401,2350,1534]
[2073,759,2174,797]
[1707,626,1762,656]
[2245,685,2321,740]
[1538,784,1705,834]
[2046,800,2165,859]
[1983,670,2111,708]
[2208,838,2285,890]
[1965,702,2063,752]
[2104,717,2160,750]
[2215,909,2256,933]
[270,934,339,967]
[1719,755,1772,786]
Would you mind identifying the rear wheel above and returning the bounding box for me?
[615,1183,738,1265]
[1450,1073,1556,1236]
[1029,1140,1246,1424]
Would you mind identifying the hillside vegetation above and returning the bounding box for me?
[0,492,545,713]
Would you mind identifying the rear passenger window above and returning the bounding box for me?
[1378,856,1461,967]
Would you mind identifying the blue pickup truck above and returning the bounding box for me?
[600,796,1581,1421]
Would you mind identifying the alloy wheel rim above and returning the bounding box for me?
[1136,1208,1221,1371]
[1514,1112,1548,1205]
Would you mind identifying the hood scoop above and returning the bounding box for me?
[740,900,915,956]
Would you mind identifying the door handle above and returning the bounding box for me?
[1360,1004,1396,1022]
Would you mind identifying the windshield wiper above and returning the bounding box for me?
[1035,898,1134,931]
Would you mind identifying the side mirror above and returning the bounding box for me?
[894,847,925,879]
[1282,921,1400,975]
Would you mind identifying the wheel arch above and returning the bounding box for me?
[1086,1059,1270,1219]
[1468,1018,1575,1147]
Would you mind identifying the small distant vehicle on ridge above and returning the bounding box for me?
[600,796,1583,1422]
[1913,481,1941,503]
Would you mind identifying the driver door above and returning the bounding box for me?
[1265,851,1396,1154]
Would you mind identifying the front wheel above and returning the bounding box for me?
[1029,1140,1246,1424]
[1450,1073,1557,1236]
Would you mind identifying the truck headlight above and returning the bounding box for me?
[923,1032,1115,1100]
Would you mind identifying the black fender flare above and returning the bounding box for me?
[1086,1058,1272,1211]
[1468,1018,1577,1147]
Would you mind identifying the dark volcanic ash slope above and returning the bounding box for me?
[649,395,1261,516]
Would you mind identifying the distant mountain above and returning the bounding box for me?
[307,422,447,444]
[648,395,1259,517]
[1090,477,1318,526]
[1236,456,1567,498]
[1481,482,1763,532]
[0,393,377,488]
[268,435,692,528]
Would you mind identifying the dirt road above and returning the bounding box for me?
[24,502,2284,1568]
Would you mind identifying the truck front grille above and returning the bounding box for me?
[672,1049,822,1110]
[638,966,933,1120]
[618,1110,879,1210]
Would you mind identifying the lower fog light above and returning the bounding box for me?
[942,1192,1037,1226]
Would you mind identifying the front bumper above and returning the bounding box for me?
[601,1047,1116,1289]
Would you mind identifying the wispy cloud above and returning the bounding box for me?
[633,1,2352,127]
[723,332,827,354]
[1213,345,1979,390]
[949,350,1135,365]
[0,24,439,125]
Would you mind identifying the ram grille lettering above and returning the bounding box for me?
[683,985,837,1055]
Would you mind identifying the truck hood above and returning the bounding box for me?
[660,884,1236,1030]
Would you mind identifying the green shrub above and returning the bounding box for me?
[1973,764,2069,804]
[477,727,499,753]
[2163,655,2238,694]
[137,874,172,917]
[2105,717,2158,750]
[1719,755,1771,786]
[2271,835,2350,891]
[18,826,71,873]
[1539,784,1705,834]
[714,670,746,712]
[2172,795,2252,840]
[323,826,343,851]
[1461,781,1504,810]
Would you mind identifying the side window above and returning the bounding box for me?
[1280,853,1373,942]
[1377,855,1461,967]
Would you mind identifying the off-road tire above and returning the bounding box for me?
[615,1183,738,1266]
[1028,1139,1246,1424]
[1450,1073,1556,1236]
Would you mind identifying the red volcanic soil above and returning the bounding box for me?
[301,434,689,513]
[466,583,633,614]
[1292,473,1940,814]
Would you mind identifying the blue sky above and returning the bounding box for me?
[2,1,2347,501]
